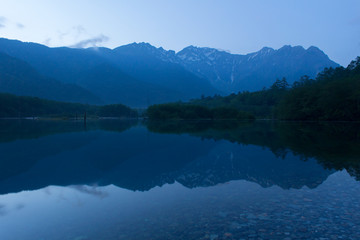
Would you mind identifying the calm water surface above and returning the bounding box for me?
[0,120,359,240]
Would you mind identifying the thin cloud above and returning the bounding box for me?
[71,185,109,198]
[0,16,7,28]
[58,30,69,41]
[16,203,25,210]
[59,25,86,40]
[0,17,24,29]
[0,204,6,216]
[70,34,109,48]
[43,38,51,46]
[16,23,25,29]
[73,25,86,36]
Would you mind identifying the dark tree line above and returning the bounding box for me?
[2,57,359,121]
[190,57,360,121]
[0,93,138,118]
[146,103,255,120]
[191,77,289,119]
[277,57,360,120]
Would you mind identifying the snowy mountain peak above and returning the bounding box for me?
[124,42,153,49]
[112,43,338,93]
[178,46,229,55]
[113,42,179,63]
[173,45,339,93]
[176,46,231,63]
[259,47,275,53]
[247,47,275,60]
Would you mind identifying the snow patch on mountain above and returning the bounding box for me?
[114,42,339,94]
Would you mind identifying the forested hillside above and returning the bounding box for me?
[0,93,137,118]
[187,57,360,121]
[277,57,360,120]
[0,38,338,107]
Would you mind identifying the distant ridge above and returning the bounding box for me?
[0,38,339,106]
[0,52,101,104]
[176,45,339,92]
[0,38,218,107]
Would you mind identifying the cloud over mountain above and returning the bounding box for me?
[0,16,7,28]
[70,34,109,48]
[0,38,339,106]
[16,23,24,29]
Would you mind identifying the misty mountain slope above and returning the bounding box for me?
[0,52,101,104]
[0,38,339,106]
[176,45,339,93]
[0,38,220,106]
[0,38,109,84]
[93,42,219,98]
[75,62,188,106]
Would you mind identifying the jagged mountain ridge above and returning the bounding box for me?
[96,42,338,93]
[0,38,338,106]
[94,42,338,93]
[0,38,218,107]
[94,42,217,99]
[176,45,339,92]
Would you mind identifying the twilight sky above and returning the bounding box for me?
[0,0,359,66]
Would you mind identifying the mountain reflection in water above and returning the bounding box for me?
[1,120,360,239]
[0,120,359,194]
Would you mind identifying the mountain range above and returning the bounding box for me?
[177,45,339,92]
[0,38,339,107]
[0,52,101,103]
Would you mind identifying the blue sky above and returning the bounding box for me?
[0,0,359,66]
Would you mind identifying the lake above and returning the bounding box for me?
[0,119,359,240]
